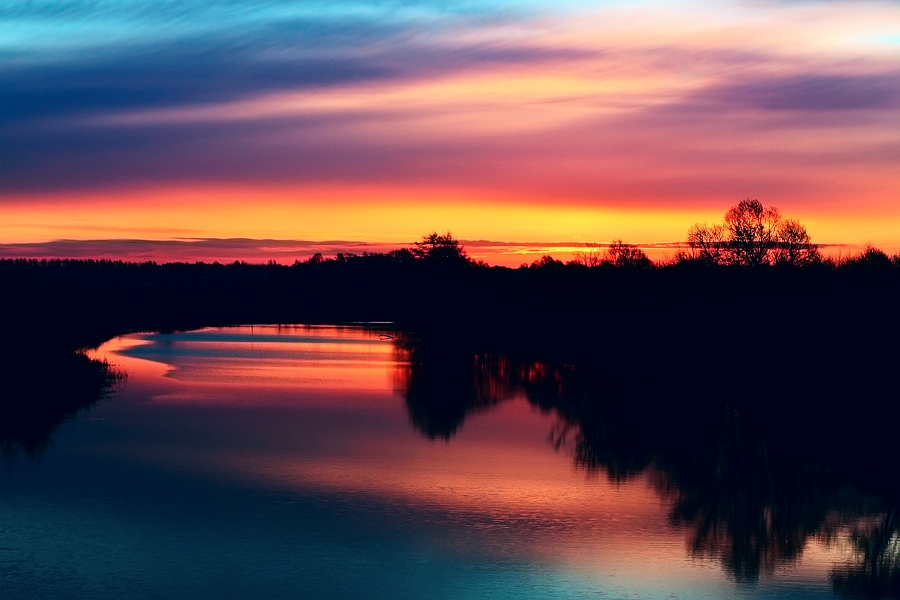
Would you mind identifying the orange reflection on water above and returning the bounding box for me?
[241,400,661,518]
[95,326,401,407]
[99,328,668,519]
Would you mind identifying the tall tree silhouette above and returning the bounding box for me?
[725,198,782,266]
[410,232,469,263]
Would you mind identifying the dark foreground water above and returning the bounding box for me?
[2,326,896,599]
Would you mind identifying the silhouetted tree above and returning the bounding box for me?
[411,232,469,262]
[844,246,894,271]
[572,243,603,267]
[388,247,415,263]
[686,222,727,264]
[685,199,819,266]
[604,240,652,268]
[773,219,820,266]
[725,198,782,267]
[531,255,564,269]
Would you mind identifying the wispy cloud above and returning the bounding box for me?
[694,72,900,112]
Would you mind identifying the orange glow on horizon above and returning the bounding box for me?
[4,184,898,261]
[0,184,717,243]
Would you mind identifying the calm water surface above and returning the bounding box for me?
[0,326,886,599]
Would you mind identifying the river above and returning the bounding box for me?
[1,325,895,599]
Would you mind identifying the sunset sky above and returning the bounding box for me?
[2,0,898,265]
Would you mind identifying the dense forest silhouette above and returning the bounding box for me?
[1,202,898,596]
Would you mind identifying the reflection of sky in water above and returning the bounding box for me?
[119,327,399,395]
[1,326,847,598]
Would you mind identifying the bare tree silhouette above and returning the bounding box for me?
[724,198,782,266]
[684,199,820,267]
[572,243,603,267]
[686,222,727,264]
[604,240,652,268]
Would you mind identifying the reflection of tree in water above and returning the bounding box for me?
[394,339,522,439]
[654,418,829,583]
[395,337,899,596]
[514,359,849,583]
[830,509,899,599]
[1,350,121,464]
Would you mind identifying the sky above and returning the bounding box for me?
[1,0,898,265]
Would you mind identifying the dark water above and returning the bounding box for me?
[1,326,896,599]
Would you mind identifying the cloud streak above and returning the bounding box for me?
[695,72,900,112]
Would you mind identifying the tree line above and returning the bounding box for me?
[540,198,895,269]
[294,199,896,270]
[1,197,897,360]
